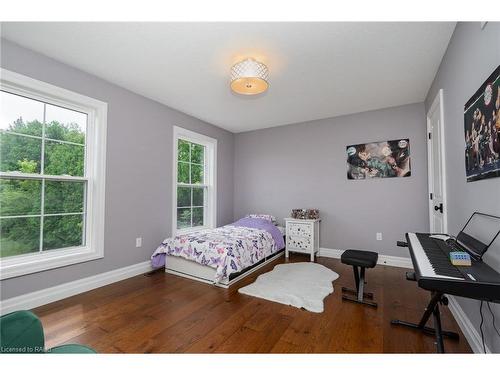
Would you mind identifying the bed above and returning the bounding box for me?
[151,216,286,288]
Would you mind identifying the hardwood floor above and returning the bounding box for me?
[33,255,472,353]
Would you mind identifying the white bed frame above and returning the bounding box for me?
[165,250,284,288]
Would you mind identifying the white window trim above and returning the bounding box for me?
[172,126,217,235]
[0,68,107,280]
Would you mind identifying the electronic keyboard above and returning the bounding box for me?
[393,217,500,353]
[406,232,500,303]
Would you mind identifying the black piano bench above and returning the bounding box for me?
[340,249,378,308]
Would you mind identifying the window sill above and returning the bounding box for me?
[175,225,213,236]
[0,246,103,280]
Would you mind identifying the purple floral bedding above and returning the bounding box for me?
[151,217,285,282]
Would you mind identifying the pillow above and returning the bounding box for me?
[246,214,276,224]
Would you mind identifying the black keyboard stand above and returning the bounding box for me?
[391,291,459,353]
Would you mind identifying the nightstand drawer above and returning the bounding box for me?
[287,235,312,251]
[287,222,312,237]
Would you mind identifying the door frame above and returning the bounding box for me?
[426,89,448,234]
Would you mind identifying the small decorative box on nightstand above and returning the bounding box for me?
[285,218,321,262]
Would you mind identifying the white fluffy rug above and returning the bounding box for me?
[238,262,339,313]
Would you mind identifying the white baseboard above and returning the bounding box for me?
[319,248,344,259]
[0,261,152,315]
[447,295,491,353]
[319,248,413,269]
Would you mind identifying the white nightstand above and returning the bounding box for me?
[285,218,321,262]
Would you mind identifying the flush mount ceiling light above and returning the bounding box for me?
[230,58,269,95]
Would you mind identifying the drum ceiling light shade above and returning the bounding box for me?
[230,58,269,95]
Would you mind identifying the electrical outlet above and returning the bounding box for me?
[135,237,142,248]
[376,232,383,241]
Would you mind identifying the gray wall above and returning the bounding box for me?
[0,39,234,299]
[425,22,500,353]
[233,102,429,258]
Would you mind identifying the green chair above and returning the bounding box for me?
[0,310,96,354]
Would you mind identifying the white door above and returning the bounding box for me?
[427,89,448,234]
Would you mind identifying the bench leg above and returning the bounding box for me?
[358,267,365,301]
[353,266,359,290]
[341,287,374,299]
[342,265,377,308]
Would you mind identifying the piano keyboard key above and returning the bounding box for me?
[407,233,464,280]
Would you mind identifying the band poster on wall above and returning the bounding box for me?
[464,65,500,182]
[346,139,411,180]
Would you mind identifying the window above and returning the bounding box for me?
[173,126,216,233]
[0,69,107,279]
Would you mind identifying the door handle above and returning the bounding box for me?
[434,203,444,213]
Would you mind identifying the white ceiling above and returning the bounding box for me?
[1,22,455,133]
